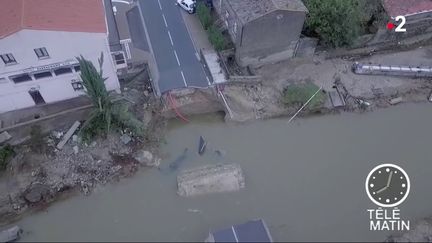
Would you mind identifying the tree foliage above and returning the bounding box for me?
[77,54,144,141]
[304,0,362,47]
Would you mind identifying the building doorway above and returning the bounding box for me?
[29,89,46,105]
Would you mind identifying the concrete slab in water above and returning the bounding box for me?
[177,163,245,197]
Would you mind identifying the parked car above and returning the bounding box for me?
[177,0,196,14]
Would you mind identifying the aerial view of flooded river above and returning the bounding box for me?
[15,103,432,241]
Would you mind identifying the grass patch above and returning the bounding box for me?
[282,83,326,109]
[0,144,14,171]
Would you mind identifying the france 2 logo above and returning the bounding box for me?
[387,16,406,32]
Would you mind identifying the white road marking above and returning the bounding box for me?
[181,71,187,87]
[206,76,211,85]
[168,31,174,46]
[157,0,162,10]
[162,14,168,28]
[174,50,181,66]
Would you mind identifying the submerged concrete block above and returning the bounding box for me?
[177,163,245,197]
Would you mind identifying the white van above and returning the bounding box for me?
[177,0,196,14]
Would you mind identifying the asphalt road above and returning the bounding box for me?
[138,0,209,93]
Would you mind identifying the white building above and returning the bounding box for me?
[0,0,121,114]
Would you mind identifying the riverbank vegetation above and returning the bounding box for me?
[77,54,145,141]
[282,83,325,109]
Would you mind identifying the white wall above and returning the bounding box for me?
[0,29,120,113]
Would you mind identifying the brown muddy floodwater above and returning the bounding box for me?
[15,103,432,242]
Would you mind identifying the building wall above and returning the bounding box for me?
[237,10,306,66]
[213,0,243,45]
[0,29,120,113]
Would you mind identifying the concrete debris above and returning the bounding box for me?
[387,217,432,242]
[90,141,97,148]
[0,131,12,144]
[56,121,81,150]
[133,150,160,167]
[0,226,22,243]
[73,146,79,155]
[177,163,245,197]
[389,97,403,105]
[52,131,64,139]
[120,134,132,145]
[23,184,50,203]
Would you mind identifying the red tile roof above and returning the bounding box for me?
[382,0,432,18]
[0,0,107,39]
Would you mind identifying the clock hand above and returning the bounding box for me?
[375,186,388,194]
[386,171,393,188]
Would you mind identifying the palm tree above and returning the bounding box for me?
[77,53,144,140]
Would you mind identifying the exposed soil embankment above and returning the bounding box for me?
[0,99,166,226]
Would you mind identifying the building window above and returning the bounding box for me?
[34,47,49,59]
[73,65,81,72]
[34,71,53,79]
[71,79,84,91]
[54,67,73,76]
[114,53,126,65]
[1,53,17,65]
[10,74,32,83]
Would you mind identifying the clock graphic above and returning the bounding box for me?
[365,164,410,207]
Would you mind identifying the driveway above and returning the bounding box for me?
[137,0,210,93]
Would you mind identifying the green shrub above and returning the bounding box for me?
[0,144,14,171]
[282,83,325,109]
[208,25,226,51]
[112,103,146,136]
[197,2,212,30]
[304,0,362,47]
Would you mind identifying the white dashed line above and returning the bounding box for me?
[168,31,174,46]
[174,50,181,66]
[162,14,168,28]
[157,0,162,9]
[181,71,187,87]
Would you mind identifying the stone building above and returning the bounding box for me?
[213,0,308,67]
